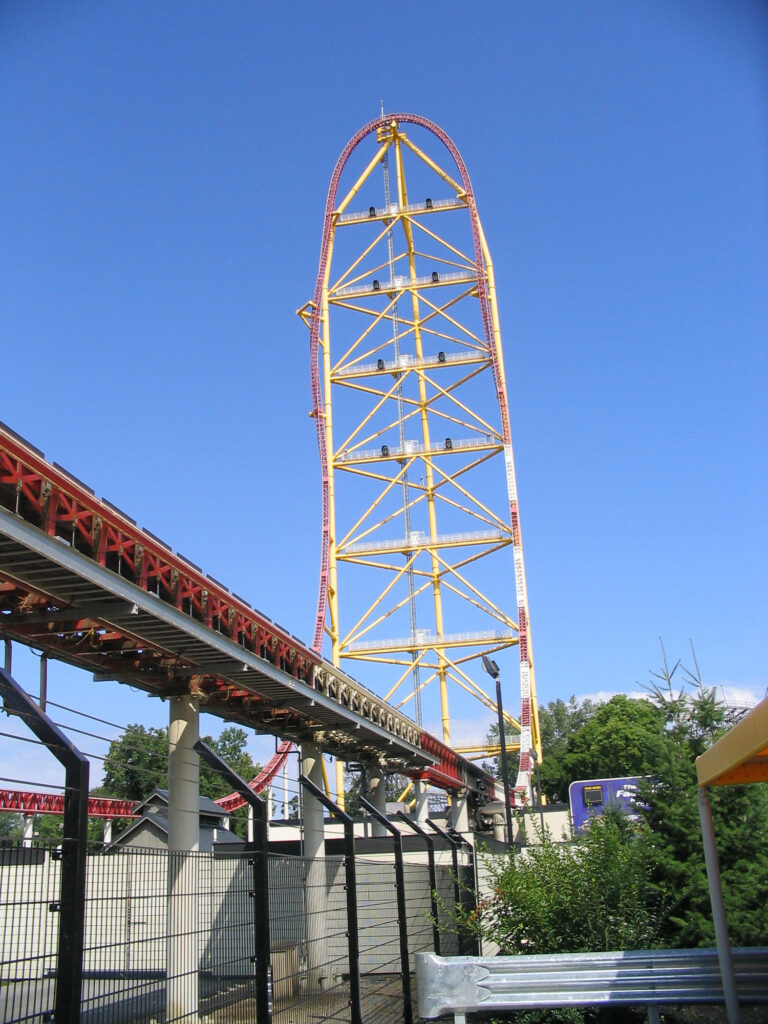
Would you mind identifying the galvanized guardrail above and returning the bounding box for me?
[415,947,768,1023]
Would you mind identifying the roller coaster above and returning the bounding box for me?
[0,113,540,822]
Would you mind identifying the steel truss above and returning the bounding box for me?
[300,114,541,797]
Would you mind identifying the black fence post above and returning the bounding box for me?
[298,773,363,1024]
[0,667,89,1024]
[194,739,271,1024]
[427,820,480,956]
[395,811,440,955]
[359,796,413,1024]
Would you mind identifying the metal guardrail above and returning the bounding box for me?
[334,269,476,299]
[415,947,768,1023]
[343,529,507,556]
[346,628,517,654]
[337,197,465,224]
[337,435,498,465]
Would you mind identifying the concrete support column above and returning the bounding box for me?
[102,819,112,845]
[491,813,506,844]
[167,695,200,1023]
[301,742,327,989]
[367,763,387,838]
[22,815,33,848]
[414,781,429,823]
[450,789,470,836]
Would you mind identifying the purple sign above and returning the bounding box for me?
[568,776,644,833]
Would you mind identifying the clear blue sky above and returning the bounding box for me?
[1,1,766,778]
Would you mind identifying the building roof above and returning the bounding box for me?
[695,696,768,787]
[132,787,231,818]
[107,810,243,849]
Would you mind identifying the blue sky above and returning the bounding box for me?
[1,2,766,783]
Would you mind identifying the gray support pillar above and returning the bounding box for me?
[302,742,327,989]
[247,803,254,843]
[22,814,33,848]
[367,763,387,838]
[102,819,112,845]
[698,787,741,1024]
[414,781,429,823]
[491,812,506,844]
[450,789,470,836]
[167,696,200,1023]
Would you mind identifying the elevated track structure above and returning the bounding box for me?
[0,419,501,812]
[299,113,541,799]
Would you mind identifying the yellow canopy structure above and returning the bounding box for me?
[696,696,768,787]
[694,694,768,1024]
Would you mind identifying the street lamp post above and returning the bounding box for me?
[482,656,513,847]
[529,747,545,837]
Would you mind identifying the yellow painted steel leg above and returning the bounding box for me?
[394,132,452,746]
[335,760,346,811]
[301,115,542,776]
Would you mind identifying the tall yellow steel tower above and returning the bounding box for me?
[299,114,541,801]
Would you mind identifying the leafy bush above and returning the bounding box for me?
[468,811,667,957]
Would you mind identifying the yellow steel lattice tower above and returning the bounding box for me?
[299,114,541,800]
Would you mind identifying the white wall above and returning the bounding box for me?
[0,845,464,985]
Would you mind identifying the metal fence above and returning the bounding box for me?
[0,669,475,1023]
[0,837,471,1024]
[0,841,60,1023]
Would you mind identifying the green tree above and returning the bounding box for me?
[0,813,23,840]
[32,814,63,841]
[102,724,168,800]
[468,811,667,958]
[479,646,768,955]
[539,694,666,803]
[102,723,259,800]
[640,652,768,948]
[1,810,110,845]
[100,723,261,840]
[538,695,597,753]
[484,694,666,803]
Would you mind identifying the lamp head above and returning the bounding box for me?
[481,655,500,679]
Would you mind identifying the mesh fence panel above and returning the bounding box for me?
[0,841,60,1024]
[435,859,461,956]
[355,855,405,1022]
[270,851,355,1024]
[80,844,167,1021]
[0,834,470,1023]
